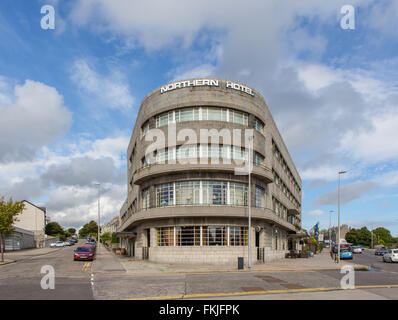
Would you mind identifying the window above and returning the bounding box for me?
[142,188,150,210]
[175,226,201,246]
[255,186,264,208]
[155,180,248,208]
[202,181,227,205]
[156,183,174,207]
[231,110,248,125]
[157,227,175,246]
[156,112,169,127]
[156,148,168,163]
[142,121,150,137]
[158,225,248,247]
[207,107,222,121]
[206,226,227,246]
[229,182,248,206]
[175,181,200,205]
[230,226,248,246]
[254,118,264,132]
[254,152,263,166]
[179,108,194,122]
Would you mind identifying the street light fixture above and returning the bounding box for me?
[337,170,347,263]
[247,133,253,269]
[329,210,334,248]
[94,182,100,253]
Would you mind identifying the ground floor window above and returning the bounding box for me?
[157,226,248,246]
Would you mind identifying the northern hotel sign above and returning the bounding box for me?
[160,79,254,96]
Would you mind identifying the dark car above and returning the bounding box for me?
[74,245,95,261]
[375,248,388,256]
[84,242,97,251]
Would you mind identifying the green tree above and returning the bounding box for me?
[67,228,76,235]
[0,198,25,262]
[79,220,99,238]
[373,227,393,245]
[100,232,111,243]
[111,232,119,244]
[357,227,371,246]
[345,229,359,245]
[45,222,64,236]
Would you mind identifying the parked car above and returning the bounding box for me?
[64,240,73,246]
[375,248,388,256]
[383,249,398,263]
[332,244,350,254]
[351,246,363,254]
[50,241,65,247]
[84,242,96,251]
[74,245,95,261]
[340,248,353,260]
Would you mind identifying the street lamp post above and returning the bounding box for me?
[95,182,100,253]
[248,134,253,269]
[329,210,334,248]
[337,170,347,263]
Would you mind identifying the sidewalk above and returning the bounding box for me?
[1,247,63,264]
[92,243,126,273]
[98,250,369,275]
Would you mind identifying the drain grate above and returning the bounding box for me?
[241,287,265,292]
[256,275,286,283]
[281,283,306,289]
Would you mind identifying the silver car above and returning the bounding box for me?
[351,246,362,253]
[50,241,65,247]
[383,249,398,263]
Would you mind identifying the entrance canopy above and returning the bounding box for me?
[115,231,137,239]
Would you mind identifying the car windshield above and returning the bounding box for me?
[76,247,90,252]
[393,250,398,254]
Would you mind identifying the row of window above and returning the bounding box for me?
[154,181,249,208]
[142,181,266,210]
[273,170,301,210]
[272,196,298,226]
[142,144,264,168]
[157,226,248,246]
[142,106,265,135]
[272,140,301,194]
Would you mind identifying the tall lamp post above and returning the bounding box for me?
[337,170,347,263]
[95,182,100,253]
[329,210,334,248]
[247,134,253,269]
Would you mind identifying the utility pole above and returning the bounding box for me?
[337,171,347,263]
[329,210,333,248]
[95,182,100,253]
[248,134,253,269]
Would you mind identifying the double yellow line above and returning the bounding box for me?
[82,262,91,272]
[126,284,398,300]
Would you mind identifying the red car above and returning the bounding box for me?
[74,245,95,261]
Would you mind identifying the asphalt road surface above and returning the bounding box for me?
[0,241,93,300]
[1,246,397,300]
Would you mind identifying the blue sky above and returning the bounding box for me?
[0,0,398,234]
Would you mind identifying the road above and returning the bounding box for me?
[1,246,397,300]
[0,240,93,300]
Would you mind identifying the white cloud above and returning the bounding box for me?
[0,78,72,162]
[71,59,134,112]
[307,209,324,216]
[46,184,125,229]
[313,181,378,206]
[339,110,398,163]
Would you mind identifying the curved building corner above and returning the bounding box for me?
[116,78,303,266]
